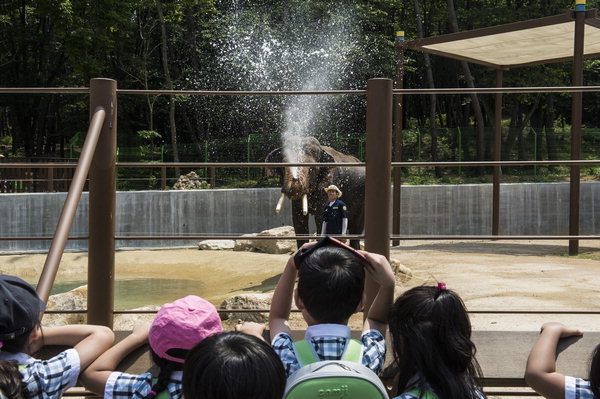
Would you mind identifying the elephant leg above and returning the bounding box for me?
[348,212,364,250]
[292,199,309,248]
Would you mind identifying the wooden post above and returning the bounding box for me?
[392,31,405,247]
[88,78,117,327]
[569,3,585,255]
[492,69,503,236]
[364,78,393,317]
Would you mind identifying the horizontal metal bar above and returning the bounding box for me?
[391,235,600,240]
[117,89,366,96]
[116,162,365,168]
[3,159,600,170]
[0,87,90,94]
[42,308,600,315]
[0,236,87,241]
[2,85,600,96]
[392,160,600,167]
[394,85,600,95]
[3,234,598,242]
[114,234,364,240]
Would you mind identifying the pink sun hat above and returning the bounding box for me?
[149,295,222,363]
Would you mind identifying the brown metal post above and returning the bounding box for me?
[47,167,54,192]
[210,166,216,188]
[364,78,393,317]
[392,32,405,247]
[88,78,117,327]
[161,166,166,190]
[492,69,503,236]
[569,9,585,255]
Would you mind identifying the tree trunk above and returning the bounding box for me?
[156,0,180,177]
[414,0,441,177]
[447,0,486,175]
[543,94,559,170]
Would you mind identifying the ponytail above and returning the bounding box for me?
[0,360,29,399]
[143,350,182,399]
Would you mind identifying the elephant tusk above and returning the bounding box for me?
[275,193,286,214]
[302,194,308,216]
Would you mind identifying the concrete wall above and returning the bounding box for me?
[1,182,598,253]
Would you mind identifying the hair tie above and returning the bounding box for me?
[436,282,447,291]
[149,391,157,396]
[0,341,4,349]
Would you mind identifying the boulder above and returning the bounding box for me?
[220,293,301,323]
[234,226,297,254]
[114,306,159,330]
[390,258,412,283]
[172,171,210,190]
[43,285,88,326]
[198,240,236,250]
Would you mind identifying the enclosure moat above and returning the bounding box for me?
[1,240,600,331]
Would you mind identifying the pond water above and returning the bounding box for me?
[44,278,206,310]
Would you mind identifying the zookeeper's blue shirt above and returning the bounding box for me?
[323,198,348,234]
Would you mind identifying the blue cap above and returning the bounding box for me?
[0,275,45,341]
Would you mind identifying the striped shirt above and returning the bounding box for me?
[105,370,183,399]
[566,376,595,399]
[0,349,80,399]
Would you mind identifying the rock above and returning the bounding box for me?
[114,306,159,330]
[220,293,300,323]
[198,240,236,250]
[233,233,258,252]
[172,171,210,190]
[43,285,88,326]
[390,258,412,283]
[234,226,297,254]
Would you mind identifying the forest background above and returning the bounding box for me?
[1,0,600,189]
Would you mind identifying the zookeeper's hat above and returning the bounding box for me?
[324,185,342,197]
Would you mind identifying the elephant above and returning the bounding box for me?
[265,136,365,249]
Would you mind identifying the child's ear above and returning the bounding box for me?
[354,293,366,314]
[294,288,305,310]
[29,326,42,342]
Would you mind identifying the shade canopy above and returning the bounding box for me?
[405,10,600,69]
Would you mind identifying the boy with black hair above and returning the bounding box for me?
[266,241,395,377]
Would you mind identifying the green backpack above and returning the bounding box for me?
[283,339,389,399]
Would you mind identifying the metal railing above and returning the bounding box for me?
[2,79,600,326]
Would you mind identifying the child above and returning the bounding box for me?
[182,331,286,399]
[525,322,598,399]
[0,274,114,399]
[80,295,222,399]
[388,284,485,399]
[262,238,395,377]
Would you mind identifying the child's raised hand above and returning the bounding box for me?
[361,251,395,289]
[540,322,583,338]
[236,321,266,341]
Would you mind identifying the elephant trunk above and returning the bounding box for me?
[275,193,286,214]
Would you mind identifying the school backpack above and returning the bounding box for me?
[283,338,389,399]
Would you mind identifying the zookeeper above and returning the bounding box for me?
[321,184,348,236]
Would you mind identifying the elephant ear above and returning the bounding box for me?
[316,148,336,188]
[265,147,284,181]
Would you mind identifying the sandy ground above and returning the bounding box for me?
[1,239,600,332]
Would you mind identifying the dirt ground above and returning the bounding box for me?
[1,239,600,332]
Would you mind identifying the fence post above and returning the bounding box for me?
[364,78,392,317]
[88,78,117,327]
[47,167,54,192]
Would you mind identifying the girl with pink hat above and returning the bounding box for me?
[81,295,222,399]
